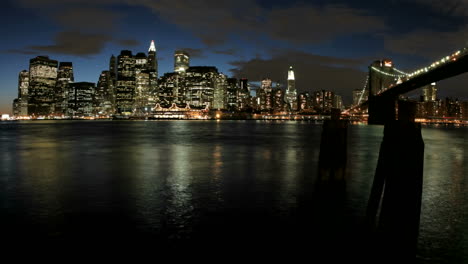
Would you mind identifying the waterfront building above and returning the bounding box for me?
[55,62,74,116]
[312,90,335,114]
[185,66,219,108]
[116,50,136,114]
[95,71,115,115]
[226,78,238,111]
[285,66,297,111]
[68,82,95,117]
[13,70,29,116]
[28,56,58,116]
[258,78,273,111]
[237,78,251,111]
[298,92,310,111]
[213,73,228,109]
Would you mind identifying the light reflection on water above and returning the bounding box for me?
[0,121,466,261]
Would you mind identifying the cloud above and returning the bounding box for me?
[27,31,113,56]
[384,27,468,58]
[405,0,468,16]
[53,7,123,32]
[229,50,368,104]
[6,49,39,55]
[116,39,140,47]
[266,5,387,44]
[176,48,205,58]
[135,0,387,46]
[213,49,237,56]
[12,0,389,52]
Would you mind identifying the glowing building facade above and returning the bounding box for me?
[28,56,58,116]
[285,66,297,111]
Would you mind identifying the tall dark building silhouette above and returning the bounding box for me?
[237,78,250,110]
[55,62,74,116]
[109,55,117,79]
[68,82,95,117]
[28,56,58,116]
[13,70,29,116]
[96,71,115,115]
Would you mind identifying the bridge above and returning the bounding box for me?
[350,47,468,124]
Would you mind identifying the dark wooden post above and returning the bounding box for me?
[318,108,348,183]
[366,100,424,261]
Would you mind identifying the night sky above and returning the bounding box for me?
[1,0,468,114]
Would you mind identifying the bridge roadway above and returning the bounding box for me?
[377,51,468,99]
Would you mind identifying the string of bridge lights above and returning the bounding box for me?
[373,48,466,81]
[357,74,369,105]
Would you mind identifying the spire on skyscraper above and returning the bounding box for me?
[288,66,295,80]
[148,40,156,52]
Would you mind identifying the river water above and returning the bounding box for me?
[0,120,466,261]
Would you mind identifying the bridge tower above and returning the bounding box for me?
[368,59,398,125]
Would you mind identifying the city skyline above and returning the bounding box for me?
[2,0,468,114]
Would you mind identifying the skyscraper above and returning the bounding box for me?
[226,78,238,110]
[147,40,158,106]
[422,83,437,102]
[55,62,74,116]
[28,56,58,116]
[258,78,273,111]
[134,52,151,114]
[68,82,95,117]
[17,70,29,116]
[285,66,297,111]
[116,50,136,114]
[213,73,228,109]
[174,50,190,73]
[185,66,218,108]
[96,71,115,115]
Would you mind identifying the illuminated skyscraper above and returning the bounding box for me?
[147,40,158,106]
[213,73,228,109]
[174,50,190,73]
[226,78,238,110]
[258,78,273,111]
[422,83,437,102]
[134,52,151,114]
[185,66,218,108]
[116,50,136,114]
[285,66,297,111]
[313,90,335,114]
[28,56,58,116]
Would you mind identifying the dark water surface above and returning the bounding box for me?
[0,121,466,260]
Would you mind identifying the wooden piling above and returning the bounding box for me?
[366,100,424,261]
